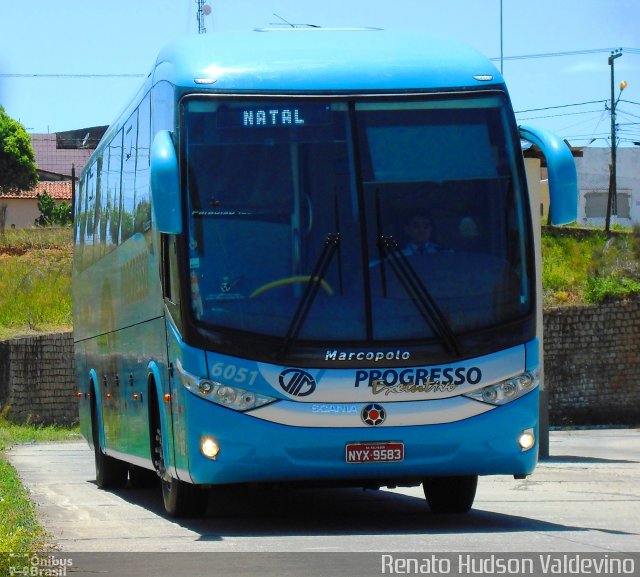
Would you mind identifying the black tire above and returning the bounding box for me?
[422,475,478,514]
[91,392,127,489]
[128,464,158,489]
[160,473,205,518]
[150,393,205,517]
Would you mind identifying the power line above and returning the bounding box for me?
[490,46,640,62]
[558,114,608,135]
[3,47,638,79]
[515,100,607,114]
[517,108,604,121]
[0,73,145,78]
[579,107,609,144]
[617,109,640,121]
[517,103,640,123]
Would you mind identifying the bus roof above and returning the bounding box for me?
[152,28,504,93]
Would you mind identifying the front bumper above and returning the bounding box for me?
[179,388,538,485]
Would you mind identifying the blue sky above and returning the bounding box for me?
[1,0,639,146]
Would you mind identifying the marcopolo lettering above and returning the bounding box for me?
[326,350,411,362]
[354,366,482,388]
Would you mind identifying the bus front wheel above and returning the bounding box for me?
[422,475,478,514]
[151,418,204,518]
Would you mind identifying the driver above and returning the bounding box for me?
[402,214,447,256]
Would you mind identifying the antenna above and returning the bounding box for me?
[196,0,211,34]
[272,13,295,28]
[270,13,319,28]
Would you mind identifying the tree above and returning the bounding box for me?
[35,191,73,227]
[0,105,38,193]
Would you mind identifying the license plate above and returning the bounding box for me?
[345,442,404,463]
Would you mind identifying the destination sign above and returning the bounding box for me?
[217,103,332,129]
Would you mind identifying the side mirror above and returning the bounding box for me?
[519,125,578,225]
[150,130,182,234]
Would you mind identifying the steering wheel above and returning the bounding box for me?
[250,275,334,298]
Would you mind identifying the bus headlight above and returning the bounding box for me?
[176,360,276,412]
[464,370,538,406]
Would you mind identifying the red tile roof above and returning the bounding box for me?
[0,181,72,201]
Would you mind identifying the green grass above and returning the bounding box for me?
[0,418,80,556]
[542,227,640,306]
[2,225,640,332]
[0,227,72,251]
[0,227,77,559]
[0,227,72,341]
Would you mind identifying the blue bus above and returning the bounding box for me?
[73,28,577,517]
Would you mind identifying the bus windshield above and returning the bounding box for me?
[183,95,531,347]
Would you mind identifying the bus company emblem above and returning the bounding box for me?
[361,403,386,426]
[279,368,317,397]
[220,277,231,293]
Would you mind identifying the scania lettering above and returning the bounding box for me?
[74,27,577,516]
[312,404,359,414]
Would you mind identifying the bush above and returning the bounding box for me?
[34,191,72,227]
[542,227,640,306]
[585,275,640,304]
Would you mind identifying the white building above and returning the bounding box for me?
[576,147,640,227]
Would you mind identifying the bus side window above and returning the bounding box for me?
[162,234,182,327]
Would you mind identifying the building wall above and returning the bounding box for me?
[0,198,42,229]
[576,147,640,226]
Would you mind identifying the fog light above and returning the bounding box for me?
[200,437,220,459]
[518,428,536,451]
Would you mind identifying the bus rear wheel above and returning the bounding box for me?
[91,392,127,489]
[422,475,478,514]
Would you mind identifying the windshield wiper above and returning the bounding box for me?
[378,234,461,356]
[278,232,340,359]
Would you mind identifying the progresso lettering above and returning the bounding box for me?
[355,367,482,389]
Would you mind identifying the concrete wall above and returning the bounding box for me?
[1,299,640,427]
[543,300,640,426]
[0,198,42,230]
[0,332,76,425]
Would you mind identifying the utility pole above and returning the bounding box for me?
[499,0,504,75]
[605,49,623,234]
[71,164,76,224]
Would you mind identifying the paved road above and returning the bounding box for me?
[6,430,640,575]
[8,429,640,552]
